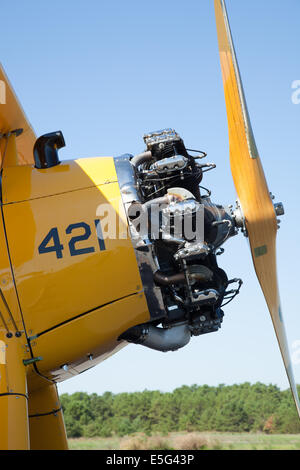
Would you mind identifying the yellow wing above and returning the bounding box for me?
[0,63,35,167]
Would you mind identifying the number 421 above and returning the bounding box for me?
[38,220,105,259]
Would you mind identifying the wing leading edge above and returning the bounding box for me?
[0,63,35,167]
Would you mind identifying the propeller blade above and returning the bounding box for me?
[214,0,300,417]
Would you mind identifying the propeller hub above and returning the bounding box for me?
[232,200,247,237]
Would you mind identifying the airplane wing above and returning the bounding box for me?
[0,63,35,167]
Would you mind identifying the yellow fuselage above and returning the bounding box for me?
[0,157,150,448]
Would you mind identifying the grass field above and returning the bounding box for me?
[68,432,300,450]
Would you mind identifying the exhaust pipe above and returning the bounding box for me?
[130,150,152,168]
[120,322,191,352]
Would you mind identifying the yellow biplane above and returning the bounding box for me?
[0,0,299,449]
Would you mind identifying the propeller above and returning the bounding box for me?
[214,0,300,417]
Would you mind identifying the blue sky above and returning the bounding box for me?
[1,0,299,395]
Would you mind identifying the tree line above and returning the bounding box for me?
[60,382,300,438]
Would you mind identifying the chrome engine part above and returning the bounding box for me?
[116,129,243,353]
[150,155,188,173]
